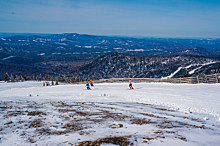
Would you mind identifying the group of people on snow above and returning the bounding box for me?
[85,79,133,90]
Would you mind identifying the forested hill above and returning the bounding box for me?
[73,53,220,80]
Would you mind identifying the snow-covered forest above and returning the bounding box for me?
[74,53,220,79]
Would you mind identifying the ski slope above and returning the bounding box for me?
[0,81,220,145]
[165,61,219,78]
[1,55,16,61]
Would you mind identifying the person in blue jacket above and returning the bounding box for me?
[86,81,91,90]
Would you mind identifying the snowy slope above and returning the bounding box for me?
[0,81,220,145]
[165,61,219,78]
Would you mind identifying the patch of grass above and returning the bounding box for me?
[131,118,152,125]
[27,111,45,116]
[29,119,42,128]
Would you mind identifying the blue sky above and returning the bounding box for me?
[0,0,219,38]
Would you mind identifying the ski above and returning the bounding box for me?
[126,88,134,90]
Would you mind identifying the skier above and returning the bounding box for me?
[129,79,133,89]
[85,81,91,90]
[90,79,94,86]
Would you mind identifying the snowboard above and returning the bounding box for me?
[126,88,134,90]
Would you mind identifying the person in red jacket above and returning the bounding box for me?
[90,79,94,86]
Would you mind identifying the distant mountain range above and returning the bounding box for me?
[0,33,51,38]
[1,33,220,56]
[0,33,220,80]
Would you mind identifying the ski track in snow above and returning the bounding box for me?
[1,55,16,61]
[0,81,220,146]
[188,62,219,74]
[165,61,219,79]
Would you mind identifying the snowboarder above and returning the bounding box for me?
[90,79,94,86]
[85,81,91,90]
[129,79,133,89]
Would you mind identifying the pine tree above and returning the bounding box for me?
[181,71,190,78]
[4,73,9,82]
[61,76,65,82]
[87,75,90,81]
[14,75,17,80]
[71,77,75,83]
[186,71,189,77]
[27,77,31,81]
[15,75,18,82]
[55,79,59,85]
[22,75,26,81]
[39,74,42,82]
[10,74,15,82]
[45,75,50,81]
[39,76,42,82]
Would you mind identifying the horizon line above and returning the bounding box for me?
[0,32,219,39]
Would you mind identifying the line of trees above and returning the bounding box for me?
[4,73,29,82]
[4,73,83,84]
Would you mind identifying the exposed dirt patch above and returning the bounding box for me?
[78,136,132,146]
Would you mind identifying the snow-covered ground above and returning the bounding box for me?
[0,81,220,145]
